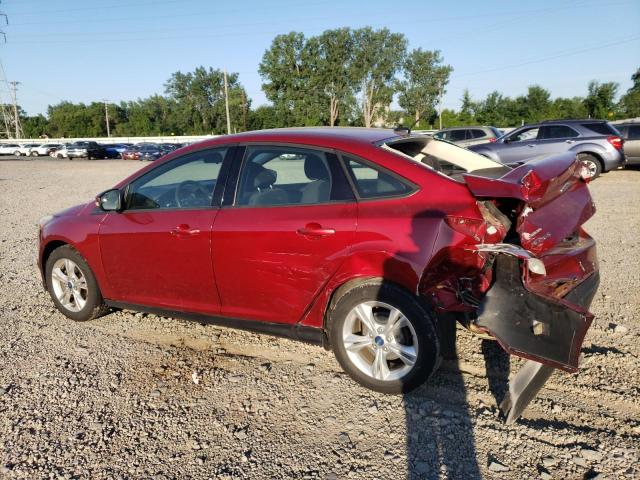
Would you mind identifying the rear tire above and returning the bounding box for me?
[328,280,440,394]
[45,245,108,322]
[577,153,602,179]
[13,151,20,157]
[31,151,39,157]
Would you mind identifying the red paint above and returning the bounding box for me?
[38,128,599,369]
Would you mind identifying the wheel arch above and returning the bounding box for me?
[575,150,604,168]
[41,240,68,273]
[322,275,429,339]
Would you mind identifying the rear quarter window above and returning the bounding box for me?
[581,123,618,136]
[469,129,487,139]
[343,155,414,199]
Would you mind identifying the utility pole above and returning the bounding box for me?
[223,69,231,135]
[103,99,111,137]
[9,80,21,139]
[438,83,443,131]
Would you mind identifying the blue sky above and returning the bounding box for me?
[2,0,639,116]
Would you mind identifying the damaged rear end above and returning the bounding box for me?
[422,152,599,423]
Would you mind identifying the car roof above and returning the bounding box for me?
[195,127,399,149]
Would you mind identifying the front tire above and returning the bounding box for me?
[328,281,439,394]
[45,245,108,321]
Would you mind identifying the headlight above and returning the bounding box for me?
[38,215,54,228]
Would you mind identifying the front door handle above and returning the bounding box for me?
[297,223,335,238]
[171,223,201,237]
[527,144,536,148]
[565,139,575,144]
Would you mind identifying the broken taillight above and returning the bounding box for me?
[607,135,623,150]
[445,216,486,242]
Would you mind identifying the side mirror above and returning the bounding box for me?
[96,188,123,212]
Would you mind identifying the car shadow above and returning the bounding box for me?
[378,209,511,479]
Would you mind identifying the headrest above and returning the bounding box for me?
[304,155,330,181]
[203,151,223,164]
[253,168,277,189]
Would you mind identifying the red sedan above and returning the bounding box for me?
[37,128,599,422]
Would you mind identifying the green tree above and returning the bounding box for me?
[521,85,552,122]
[259,32,322,127]
[584,80,619,119]
[455,89,477,125]
[165,66,248,134]
[475,91,516,126]
[549,97,588,119]
[619,68,640,118]
[352,27,407,127]
[396,49,452,128]
[311,28,357,126]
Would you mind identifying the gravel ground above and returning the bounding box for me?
[0,158,638,480]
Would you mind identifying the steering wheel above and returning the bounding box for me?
[174,180,210,208]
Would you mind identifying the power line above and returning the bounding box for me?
[450,35,640,81]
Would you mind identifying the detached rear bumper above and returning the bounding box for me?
[474,254,599,372]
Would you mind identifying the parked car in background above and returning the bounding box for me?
[469,119,625,179]
[67,141,107,160]
[136,143,164,161]
[38,128,600,423]
[50,144,70,159]
[14,143,41,156]
[615,123,640,165]
[159,143,180,155]
[0,143,22,155]
[30,143,63,157]
[121,145,141,161]
[433,126,503,147]
[104,144,130,159]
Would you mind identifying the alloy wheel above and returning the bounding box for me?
[50,258,88,312]
[583,160,598,178]
[341,301,418,382]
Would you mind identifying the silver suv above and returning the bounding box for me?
[433,126,503,147]
[469,120,625,179]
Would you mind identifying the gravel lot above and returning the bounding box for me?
[0,158,638,480]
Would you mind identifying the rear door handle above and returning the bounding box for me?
[297,223,335,238]
[171,223,201,237]
[565,140,575,144]
[527,144,536,148]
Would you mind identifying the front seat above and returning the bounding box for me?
[247,167,288,206]
[300,155,331,204]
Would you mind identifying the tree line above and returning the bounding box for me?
[15,27,640,139]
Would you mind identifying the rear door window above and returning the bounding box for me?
[448,129,467,142]
[628,125,640,140]
[539,125,579,139]
[236,146,353,207]
[469,129,487,139]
